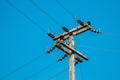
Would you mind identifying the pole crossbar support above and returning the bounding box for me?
[56,40,88,60]
[55,43,83,62]
[53,24,91,40]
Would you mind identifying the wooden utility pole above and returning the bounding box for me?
[69,34,75,80]
[47,20,100,80]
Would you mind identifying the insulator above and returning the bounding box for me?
[75,61,79,66]
[96,30,100,34]
[58,58,62,62]
[69,32,73,36]
[62,26,69,32]
[96,30,99,33]
[91,29,96,32]
[65,42,69,45]
[50,48,53,52]
[95,30,98,33]
[48,32,55,38]
[52,46,56,49]
[46,50,50,53]
[60,35,64,40]
[76,61,79,64]
[58,54,68,62]
[90,29,101,34]
[60,59,62,61]
[64,54,67,57]
[90,29,94,32]
[87,21,91,25]
[93,30,96,32]
[62,57,64,59]
[77,19,84,26]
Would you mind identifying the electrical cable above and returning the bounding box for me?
[76,45,120,53]
[5,0,47,34]
[48,61,83,80]
[79,64,85,80]
[2,1,51,79]
[48,67,68,80]
[29,0,62,27]
[56,0,77,20]
[0,53,45,80]
[24,61,58,80]
[103,33,120,38]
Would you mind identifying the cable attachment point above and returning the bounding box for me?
[62,26,69,32]
[65,42,70,45]
[87,21,91,25]
[60,35,64,40]
[74,61,79,66]
[77,19,84,26]
[58,54,68,62]
[90,29,101,34]
[46,46,56,54]
[48,32,55,39]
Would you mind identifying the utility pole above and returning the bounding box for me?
[46,20,101,80]
[69,34,75,80]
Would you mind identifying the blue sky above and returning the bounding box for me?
[0,0,120,80]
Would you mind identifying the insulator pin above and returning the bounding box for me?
[62,26,69,32]
[90,29,101,34]
[77,19,84,26]
[58,54,67,62]
[87,21,91,25]
[48,32,55,38]
[46,46,56,54]
[74,61,79,66]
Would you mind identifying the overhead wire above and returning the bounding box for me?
[5,0,47,34]
[78,64,85,80]
[4,0,75,80]
[4,1,97,80]
[0,53,46,80]
[103,33,120,38]
[56,0,77,21]
[76,45,120,53]
[48,67,68,80]
[89,23,120,38]
[29,0,62,27]
[24,61,58,80]
[1,1,53,79]
[48,60,84,80]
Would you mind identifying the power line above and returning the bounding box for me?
[29,0,62,27]
[24,61,58,80]
[103,33,120,38]
[5,0,47,34]
[48,67,68,80]
[48,61,82,80]
[0,53,45,80]
[76,45,120,53]
[79,64,85,80]
[56,0,77,20]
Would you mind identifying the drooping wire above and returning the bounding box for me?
[56,0,77,21]
[103,33,120,38]
[29,0,62,27]
[79,64,85,80]
[47,61,82,80]
[76,45,120,53]
[5,0,47,34]
[24,61,58,80]
[0,53,45,80]
[48,67,68,80]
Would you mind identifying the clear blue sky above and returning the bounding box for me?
[0,0,120,80]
